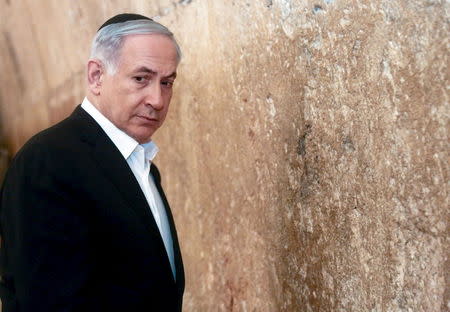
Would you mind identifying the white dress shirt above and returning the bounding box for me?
[81,97,176,279]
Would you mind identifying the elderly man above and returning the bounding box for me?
[0,13,184,311]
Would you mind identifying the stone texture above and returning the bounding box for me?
[0,0,448,311]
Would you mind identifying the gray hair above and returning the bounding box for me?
[90,19,181,74]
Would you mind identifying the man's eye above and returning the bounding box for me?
[162,81,174,88]
[134,76,147,83]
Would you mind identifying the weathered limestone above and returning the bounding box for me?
[0,0,448,311]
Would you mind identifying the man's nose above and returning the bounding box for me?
[145,81,164,110]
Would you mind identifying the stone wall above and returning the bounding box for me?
[0,1,448,311]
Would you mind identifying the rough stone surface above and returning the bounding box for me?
[0,1,448,311]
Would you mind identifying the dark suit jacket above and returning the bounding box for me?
[0,106,184,311]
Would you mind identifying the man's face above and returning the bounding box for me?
[97,34,178,143]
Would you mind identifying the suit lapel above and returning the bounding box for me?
[70,106,163,241]
[70,106,183,290]
[151,165,185,292]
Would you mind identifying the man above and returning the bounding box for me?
[0,13,184,311]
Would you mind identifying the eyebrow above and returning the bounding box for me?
[134,66,177,79]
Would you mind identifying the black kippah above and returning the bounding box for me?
[98,13,153,31]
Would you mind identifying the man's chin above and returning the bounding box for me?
[133,131,155,144]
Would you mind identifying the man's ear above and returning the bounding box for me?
[87,59,105,96]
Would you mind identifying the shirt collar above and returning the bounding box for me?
[141,141,159,162]
[81,97,158,161]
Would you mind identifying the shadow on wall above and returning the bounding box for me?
[0,117,9,183]
[0,144,9,185]
[0,103,8,182]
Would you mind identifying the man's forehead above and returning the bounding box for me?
[132,66,177,78]
[115,36,178,75]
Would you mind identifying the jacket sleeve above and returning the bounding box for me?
[0,145,93,312]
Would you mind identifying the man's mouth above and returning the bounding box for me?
[137,115,158,122]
